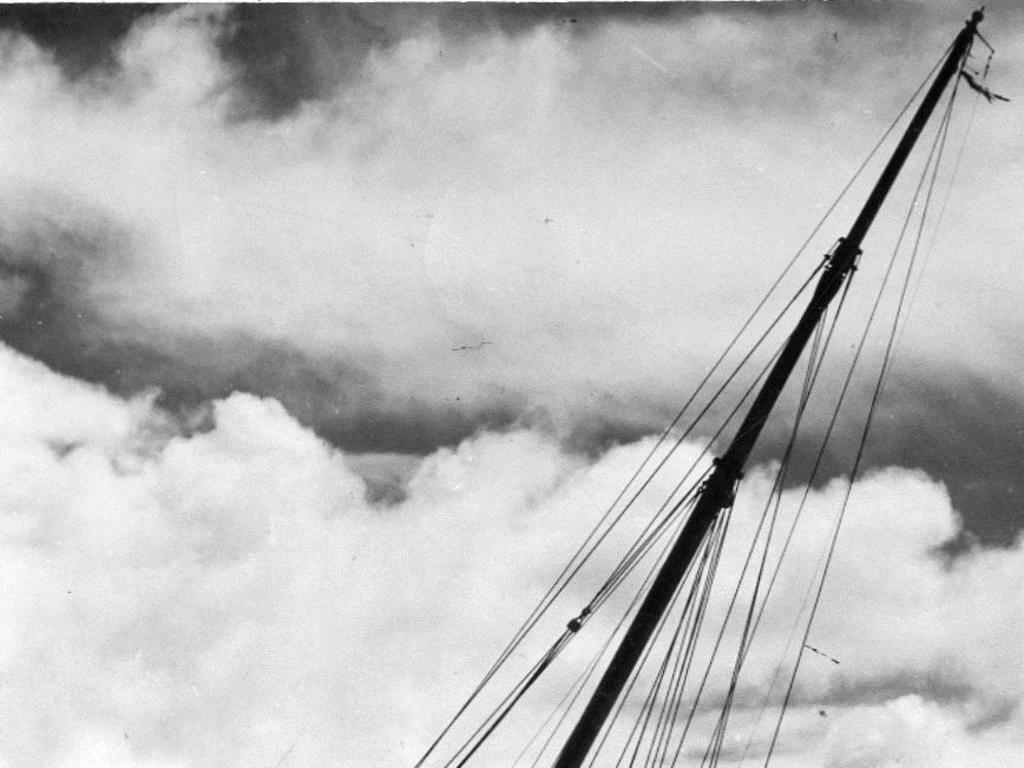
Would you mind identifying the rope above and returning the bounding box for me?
[761,57,961,767]
[414,29,968,768]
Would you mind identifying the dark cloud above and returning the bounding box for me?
[0,306,522,459]
[210,2,935,119]
[1,4,699,119]
[216,5,394,120]
[210,0,1010,120]
[0,2,1001,114]
[0,197,1019,544]
[0,2,953,121]
[4,237,1019,545]
[751,369,1024,546]
[213,3,637,119]
[808,670,997,713]
[851,373,1024,545]
[0,207,522,454]
[0,4,162,78]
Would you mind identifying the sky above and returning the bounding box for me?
[0,3,1020,767]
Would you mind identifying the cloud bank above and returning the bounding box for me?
[0,341,1019,767]
[0,6,1019,761]
[0,4,1021,528]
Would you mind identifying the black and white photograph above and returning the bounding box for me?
[0,3,1020,767]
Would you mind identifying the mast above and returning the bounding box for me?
[551,10,984,767]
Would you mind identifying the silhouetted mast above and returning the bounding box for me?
[551,10,985,767]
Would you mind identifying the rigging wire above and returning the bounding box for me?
[658,293,851,768]
[760,56,963,767]
[612,516,726,768]
[515,327,798,767]
[700,317,835,768]
[590,508,734,768]
[700,279,855,765]
[522,327,804,767]
[414,260,822,766]
[524,507,700,768]
[590,301,817,620]
[702,51,971,768]
[634,41,967,768]
[893,62,978,362]
[584,313,831,768]
[414,31,967,768]
[731,64,982,758]
[872,71,962,434]
[436,319,798,766]
[518,507,698,768]
[731,281,858,767]
[583,347,795,767]
[458,330,792,765]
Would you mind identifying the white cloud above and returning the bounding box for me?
[0,341,1019,767]
[0,5,1020,427]
[0,6,1020,765]
[824,695,1024,768]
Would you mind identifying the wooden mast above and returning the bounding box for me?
[551,10,984,768]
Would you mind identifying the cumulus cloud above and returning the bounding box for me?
[0,3,1020,543]
[0,4,1021,428]
[0,5,1020,764]
[0,341,1019,767]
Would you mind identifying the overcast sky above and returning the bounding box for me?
[0,3,1020,768]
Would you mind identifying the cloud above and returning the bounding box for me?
[0,341,1019,767]
[823,695,1024,768]
[0,6,1018,766]
[0,4,1019,548]
[0,5,1021,410]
